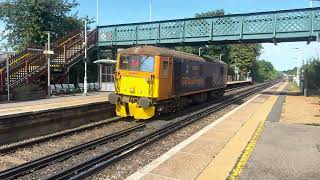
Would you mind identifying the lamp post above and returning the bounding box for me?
[292,57,300,86]
[292,47,301,85]
[149,0,152,21]
[6,53,9,101]
[0,49,15,101]
[83,21,88,96]
[96,0,99,26]
[43,32,54,97]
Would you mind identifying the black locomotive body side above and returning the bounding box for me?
[173,58,226,96]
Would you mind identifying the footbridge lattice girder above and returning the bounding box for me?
[97,8,320,47]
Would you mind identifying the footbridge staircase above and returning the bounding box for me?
[0,29,97,93]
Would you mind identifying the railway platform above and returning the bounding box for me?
[0,92,113,145]
[226,80,251,85]
[0,92,110,118]
[127,81,320,180]
[226,80,252,89]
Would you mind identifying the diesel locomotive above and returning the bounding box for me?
[108,46,228,120]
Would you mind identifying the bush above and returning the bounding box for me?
[251,60,279,82]
[305,59,320,91]
[13,83,46,100]
[13,84,41,94]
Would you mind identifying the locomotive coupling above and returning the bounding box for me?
[108,93,119,104]
[138,97,152,108]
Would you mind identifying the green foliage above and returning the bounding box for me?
[230,43,262,75]
[282,67,298,75]
[13,83,41,93]
[251,60,279,82]
[176,9,263,76]
[0,0,89,50]
[195,9,225,17]
[304,59,320,90]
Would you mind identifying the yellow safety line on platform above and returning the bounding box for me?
[228,82,288,180]
[196,82,287,180]
[228,121,265,180]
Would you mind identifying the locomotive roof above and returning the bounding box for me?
[119,46,226,65]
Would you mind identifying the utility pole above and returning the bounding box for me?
[6,50,9,101]
[84,21,88,96]
[44,32,54,97]
[47,32,51,97]
[0,48,15,101]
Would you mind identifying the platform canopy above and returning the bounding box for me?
[93,59,116,64]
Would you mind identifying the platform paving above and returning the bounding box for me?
[240,122,320,180]
[240,85,320,180]
[127,83,286,180]
[0,92,109,117]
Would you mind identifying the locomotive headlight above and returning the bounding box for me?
[108,93,119,104]
[138,97,152,108]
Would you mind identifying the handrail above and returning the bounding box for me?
[0,28,98,90]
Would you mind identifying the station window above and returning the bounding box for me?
[102,65,115,83]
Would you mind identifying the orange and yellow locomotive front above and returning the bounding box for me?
[109,54,172,120]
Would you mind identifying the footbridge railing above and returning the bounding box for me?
[98,8,320,47]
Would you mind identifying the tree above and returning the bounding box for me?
[282,67,297,75]
[251,60,279,82]
[175,9,262,77]
[0,0,88,50]
[195,9,225,18]
[304,58,320,90]
[230,43,262,76]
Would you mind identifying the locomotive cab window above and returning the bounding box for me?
[119,55,155,72]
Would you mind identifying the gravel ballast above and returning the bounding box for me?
[90,85,275,180]
[1,120,140,170]
[0,83,277,179]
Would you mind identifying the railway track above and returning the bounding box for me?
[0,123,147,179]
[0,117,125,154]
[0,81,252,154]
[0,81,277,179]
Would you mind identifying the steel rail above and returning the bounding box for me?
[0,122,147,179]
[0,81,251,154]
[47,81,278,180]
[0,117,125,154]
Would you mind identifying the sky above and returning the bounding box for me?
[1,0,320,70]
